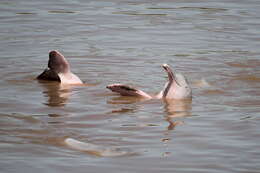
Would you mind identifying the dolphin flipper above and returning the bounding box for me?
[37,68,60,82]
[106,83,152,99]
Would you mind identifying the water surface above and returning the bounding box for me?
[0,0,260,172]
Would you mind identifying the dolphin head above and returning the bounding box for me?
[48,50,70,74]
[161,64,192,99]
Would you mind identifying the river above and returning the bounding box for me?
[0,0,260,172]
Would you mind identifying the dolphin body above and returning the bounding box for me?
[37,50,83,84]
[107,64,192,100]
[64,138,133,157]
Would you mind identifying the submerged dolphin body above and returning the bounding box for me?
[107,64,192,100]
[64,138,133,157]
[37,50,83,84]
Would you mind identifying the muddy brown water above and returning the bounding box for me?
[0,0,260,172]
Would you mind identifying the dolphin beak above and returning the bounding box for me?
[162,64,180,86]
[48,50,70,73]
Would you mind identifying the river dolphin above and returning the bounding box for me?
[37,50,83,84]
[107,64,192,100]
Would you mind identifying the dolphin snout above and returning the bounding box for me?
[162,64,171,71]
[162,64,170,70]
[49,50,60,57]
[162,64,168,67]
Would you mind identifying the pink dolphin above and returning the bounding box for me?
[37,50,83,84]
[107,64,192,100]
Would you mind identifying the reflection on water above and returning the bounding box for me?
[1,0,260,172]
[163,99,192,130]
[164,99,192,118]
[107,95,148,105]
[38,80,72,107]
[107,94,192,131]
[106,93,152,116]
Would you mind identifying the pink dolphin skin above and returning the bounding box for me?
[37,50,83,84]
[107,64,192,100]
